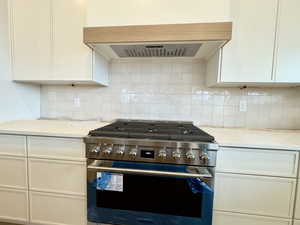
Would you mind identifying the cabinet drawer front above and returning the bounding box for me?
[28,136,85,160]
[294,182,300,219]
[213,211,292,225]
[217,147,298,177]
[29,158,86,195]
[0,188,28,223]
[294,220,300,225]
[214,173,296,218]
[0,135,26,157]
[0,156,27,189]
[30,191,86,225]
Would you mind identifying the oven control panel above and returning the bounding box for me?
[86,140,217,166]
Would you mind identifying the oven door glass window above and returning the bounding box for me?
[87,162,214,225]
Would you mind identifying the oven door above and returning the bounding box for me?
[87,160,214,225]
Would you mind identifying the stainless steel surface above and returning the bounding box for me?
[110,44,202,57]
[88,160,212,179]
[85,137,218,167]
[85,136,218,150]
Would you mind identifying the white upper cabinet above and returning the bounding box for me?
[52,0,92,81]
[222,0,278,83]
[9,0,52,81]
[9,0,109,85]
[207,0,300,86]
[207,0,278,86]
[274,0,300,83]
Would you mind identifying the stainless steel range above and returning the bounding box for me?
[85,119,218,225]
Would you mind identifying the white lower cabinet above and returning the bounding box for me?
[0,134,26,157]
[216,147,299,177]
[294,220,300,225]
[30,191,86,225]
[213,211,292,225]
[214,173,296,218]
[28,158,86,195]
[294,182,300,219]
[0,187,28,223]
[27,136,85,161]
[0,156,27,189]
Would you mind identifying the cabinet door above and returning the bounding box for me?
[0,187,28,223]
[274,0,300,83]
[30,191,86,225]
[28,158,86,195]
[9,0,52,80]
[294,182,300,219]
[27,136,85,161]
[213,211,292,225]
[52,0,92,81]
[0,156,27,189]
[294,220,300,225]
[214,173,296,218]
[220,0,278,83]
[216,147,299,177]
[0,134,26,157]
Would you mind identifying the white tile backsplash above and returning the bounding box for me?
[41,59,300,129]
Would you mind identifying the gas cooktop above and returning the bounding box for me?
[89,119,215,142]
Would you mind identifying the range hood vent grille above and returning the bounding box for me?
[110,44,201,58]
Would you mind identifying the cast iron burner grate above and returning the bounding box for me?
[89,119,215,142]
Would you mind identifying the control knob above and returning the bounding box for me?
[103,145,113,155]
[116,145,125,155]
[172,150,181,159]
[129,146,138,157]
[158,149,167,159]
[91,146,101,154]
[200,152,209,163]
[186,150,195,160]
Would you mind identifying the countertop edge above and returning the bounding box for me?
[0,130,87,139]
[219,142,300,151]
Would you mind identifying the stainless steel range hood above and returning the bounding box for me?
[84,22,232,60]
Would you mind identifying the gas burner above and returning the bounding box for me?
[88,119,215,142]
[182,129,192,135]
[148,128,158,133]
[115,126,125,131]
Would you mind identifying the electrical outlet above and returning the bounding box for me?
[74,97,81,107]
[239,100,247,112]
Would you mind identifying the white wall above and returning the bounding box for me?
[86,0,231,27]
[0,0,40,122]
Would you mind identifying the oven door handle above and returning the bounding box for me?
[87,165,212,179]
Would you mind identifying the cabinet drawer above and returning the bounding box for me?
[213,211,292,225]
[0,135,26,157]
[28,158,86,195]
[217,147,298,177]
[294,220,300,225]
[214,173,296,218]
[294,182,300,219]
[30,191,86,225]
[28,136,85,160]
[0,187,28,223]
[0,156,27,189]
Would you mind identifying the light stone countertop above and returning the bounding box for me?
[202,126,300,151]
[0,119,109,138]
[0,120,299,151]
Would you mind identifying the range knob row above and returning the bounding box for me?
[91,144,209,162]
